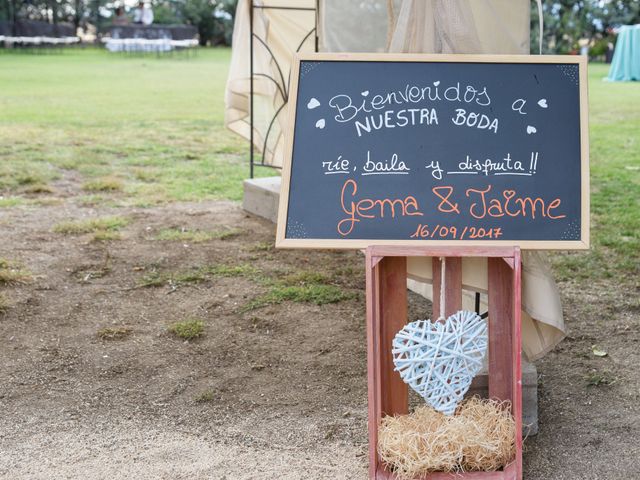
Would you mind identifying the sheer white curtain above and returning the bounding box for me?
[388,0,530,54]
[319,0,399,52]
[388,0,481,53]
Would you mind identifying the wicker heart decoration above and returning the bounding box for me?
[392,310,488,416]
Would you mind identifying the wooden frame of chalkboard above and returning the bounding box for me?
[276,53,589,250]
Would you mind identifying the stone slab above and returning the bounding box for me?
[243,176,281,223]
[469,360,539,436]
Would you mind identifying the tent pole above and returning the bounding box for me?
[249,1,255,179]
[315,0,319,52]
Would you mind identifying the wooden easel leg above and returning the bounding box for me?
[487,258,514,402]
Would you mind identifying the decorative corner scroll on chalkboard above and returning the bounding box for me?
[276,54,589,250]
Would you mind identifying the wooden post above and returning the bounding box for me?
[432,257,462,318]
[378,256,409,417]
[367,255,408,479]
[487,257,514,402]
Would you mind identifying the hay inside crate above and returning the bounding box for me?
[378,397,516,480]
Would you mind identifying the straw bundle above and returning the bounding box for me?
[378,397,515,479]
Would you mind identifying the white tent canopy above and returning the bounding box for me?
[225,0,566,361]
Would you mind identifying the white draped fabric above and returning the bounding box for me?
[224,0,566,360]
[225,0,316,167]
[388,0,530,54]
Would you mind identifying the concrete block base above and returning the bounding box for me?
[243,176,282,223]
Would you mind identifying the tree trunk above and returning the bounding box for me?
[74,0,81,31]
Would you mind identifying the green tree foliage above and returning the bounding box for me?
[179,0,236,46]
[152,0,182,25]
[531,0,640,54]
[1,0,83,27]
[598,0,640,29]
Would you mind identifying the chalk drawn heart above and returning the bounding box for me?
[361,90,369,97]
[315,118,325,129]
[392,310,488,416]
[503,190,516,200]
[433,81,441,86]
[526,125,537,134]
[537,98,548,108]
[307,98,321,110]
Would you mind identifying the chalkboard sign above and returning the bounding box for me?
[276,54,589,249]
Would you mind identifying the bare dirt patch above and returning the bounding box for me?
[0,194,638,479]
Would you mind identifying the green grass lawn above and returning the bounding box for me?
[551,63,639,282]
[0,52,637,282]
[0,47,271,205]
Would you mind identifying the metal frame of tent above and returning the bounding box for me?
[248,1,319,178]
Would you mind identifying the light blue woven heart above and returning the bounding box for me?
[392,310,488,416]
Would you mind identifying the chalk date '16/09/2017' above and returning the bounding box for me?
[409,224,503,240]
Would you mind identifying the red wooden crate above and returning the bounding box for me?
[365,246,523,480]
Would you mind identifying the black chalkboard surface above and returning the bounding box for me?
[276,54,589,249]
